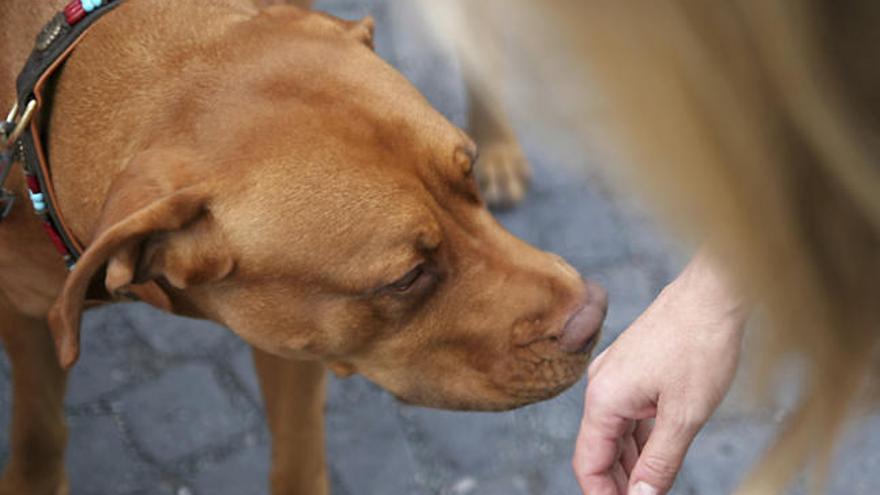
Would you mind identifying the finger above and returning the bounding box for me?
[620,431,639,476]
[611,460,629,494]
[578,473,621,495]
[635,419,654,452]
[628,412,701,494]
[574,383,633,493]
[574,434,623,495]
[620,421,638,474]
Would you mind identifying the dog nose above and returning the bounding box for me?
[558,280,607,354]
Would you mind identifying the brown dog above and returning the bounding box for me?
[0,1,607,494]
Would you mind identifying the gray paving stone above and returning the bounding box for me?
[494,168,634,271]
[827,414,880,495]
[460,474,531,495]
[515,377,587,443]
[67,307,155,406]
[398,407,521,482]
[65,414,164,495]
[124,303,232,357]
[119,363,256,462]
[681,418,776,494]
[590,261,661,347]
[325,376,423,495]
[230,345,263,405]
[192,442,270,495]
[0,346,9,377]
[541,457,585,495]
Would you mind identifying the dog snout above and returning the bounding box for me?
[557,280,607,354]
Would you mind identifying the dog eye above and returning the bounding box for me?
[388,264,426,293]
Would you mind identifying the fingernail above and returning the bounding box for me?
[630,481,660,495]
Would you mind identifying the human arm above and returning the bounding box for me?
[573,250,749,495]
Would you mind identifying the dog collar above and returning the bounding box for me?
[1,0,123,270]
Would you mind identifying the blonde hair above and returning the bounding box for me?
[418,0,880,492]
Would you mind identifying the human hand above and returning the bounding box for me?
[573,252,748,495]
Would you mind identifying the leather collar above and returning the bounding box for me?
[1,0,124,270]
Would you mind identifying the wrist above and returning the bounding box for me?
[662,250,750,331]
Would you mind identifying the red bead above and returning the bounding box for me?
[25,174,41,192]
[64,1,86,26]
[42,221,70,255]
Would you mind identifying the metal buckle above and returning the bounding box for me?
[2,100,37,151]
[0,100,34,222]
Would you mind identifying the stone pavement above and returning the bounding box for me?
[1,1,878,494]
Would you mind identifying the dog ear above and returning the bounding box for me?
[47,149,233,369]
[347,16,375,50]
[103,207,234,294]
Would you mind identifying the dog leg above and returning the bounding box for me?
[461,9,531,209]
[467,79,531,208]
[0,300,68,495]
[252,348,328,495]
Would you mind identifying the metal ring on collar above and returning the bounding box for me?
[2,100,37,151]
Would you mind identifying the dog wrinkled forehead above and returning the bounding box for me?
[191,5,478,282]
[212,149,438,275]
[208,7,465,158]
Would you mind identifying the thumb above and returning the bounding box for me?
[628,411,701,495]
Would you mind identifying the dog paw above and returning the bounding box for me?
[475,140,532,209]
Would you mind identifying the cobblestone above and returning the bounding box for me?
[65,414,163,495]
[0,1,877,494]
[120,362,257,461]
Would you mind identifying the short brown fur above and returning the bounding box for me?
[0,1,605,493]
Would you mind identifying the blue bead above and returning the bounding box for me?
[28,191,47,211]
[81,0,95,12]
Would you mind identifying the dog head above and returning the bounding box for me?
[49,6,606,411]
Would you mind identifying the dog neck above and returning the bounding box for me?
[3,1,261,246]
[1,2,65,90]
